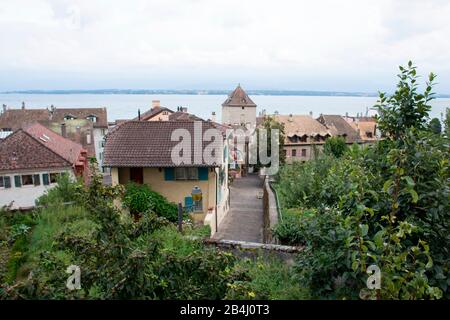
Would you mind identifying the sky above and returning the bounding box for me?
[1,0,450,93]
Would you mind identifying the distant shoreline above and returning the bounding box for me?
[2,90,450,98]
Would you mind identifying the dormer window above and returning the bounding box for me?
[86,115,97,122]
[64,115,76,121]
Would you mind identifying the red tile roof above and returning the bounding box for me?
[0,130,71,172]
[222,85,257,107]
[24,123,85,165]
[104,121,222,168]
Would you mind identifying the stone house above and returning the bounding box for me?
[270,114,331,163]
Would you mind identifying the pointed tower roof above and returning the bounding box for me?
[222,85,257,107]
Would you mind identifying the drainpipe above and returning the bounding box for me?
[214,168,218,233]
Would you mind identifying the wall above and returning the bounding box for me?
[0,168,73,209]
[222,106,256,126]
[93,127,107,171]
[284,144,324,163]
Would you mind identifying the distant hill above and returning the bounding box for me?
[2,89,450,98]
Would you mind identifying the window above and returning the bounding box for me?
[50,173,61,184]
[175,168,198,180]
[64,115,76,120]
[86,115,97,122]
[22,175,33,186]
[366,132,373,138]
[301,149,307,157]
[162,111,168,115]
[241,106,245,110]
[187,167,198,180]
[1,128,12,132]
[101,129,107,136]
[175,167,187,180]
[0,176,11,188]
[291,149,297,157]
[193,198,203,212]
[33,174,41,186]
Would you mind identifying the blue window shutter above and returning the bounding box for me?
[43,173,50,185]
[164,168,175,181]
[14,175,21,187]
[198,167,209,180]
[184,196,193,207]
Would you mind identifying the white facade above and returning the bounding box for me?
[93,127,107,171]
[222,106,257,127]
[0,168,73,209]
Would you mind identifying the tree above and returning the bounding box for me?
[375,61,435,140]
[323,136,348,158]
[445,108,450,137]
[428,118,442,134]
[258,115,286,166]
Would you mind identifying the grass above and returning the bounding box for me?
[234,256,307,300]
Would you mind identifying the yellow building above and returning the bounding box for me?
[104,120,230,235]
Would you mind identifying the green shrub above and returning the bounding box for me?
[36,173,81,207]
[227,257,307,300]
[323,136,348,158]
[123,183,178,222]
[273,208,313,246]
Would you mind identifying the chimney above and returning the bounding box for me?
[152,100,160,109]
[2,104,6,113]
[181,107,187,113]
[138,109,141,121]
[211,112,216,122]
[21,102,25,110]
[309,111,313,117]
[288,114,293,122]
[61,123,67,138]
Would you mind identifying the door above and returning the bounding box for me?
[130,167,144,184]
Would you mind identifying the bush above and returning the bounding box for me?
[123,183,178,222]
[323,136,348,158]
[36,173,81,207]
[273,208,314,246]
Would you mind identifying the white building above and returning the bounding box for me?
[0,124,88,209]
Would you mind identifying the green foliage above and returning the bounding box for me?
[36,173,82,207]
[445,108,450,137]
[122,182,178,222]
[428,118,442,134]
[273,62,449,299]
[226,257,307,300]
[273,209,314,246]
[375,61,435,139]
[257,115,286,166]
[323,136,348,158]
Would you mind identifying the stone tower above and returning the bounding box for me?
[221,85,257,127]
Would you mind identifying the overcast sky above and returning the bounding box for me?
[1,0,450,93]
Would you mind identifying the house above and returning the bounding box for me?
[103,120,230,235]
[222,85,257,127]
[48,107,108,170]
[344,116,379,143]
[268,114,331,163]
[0,104,108,171]
[316,114,361,144]
[0,123,88,209]
[135,100,175,121]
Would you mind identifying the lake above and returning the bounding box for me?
[0,94,448,122]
